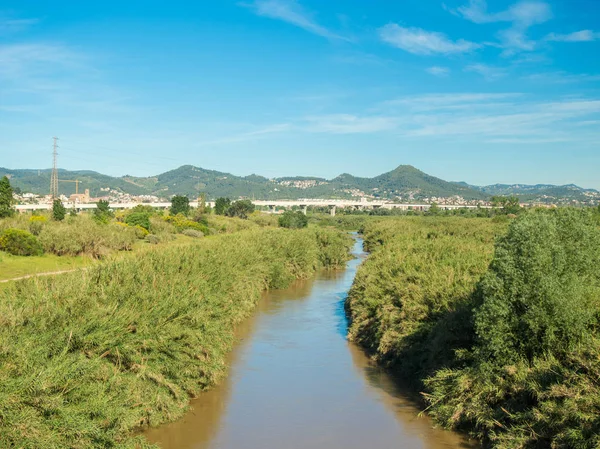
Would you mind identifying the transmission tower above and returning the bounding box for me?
[50,137,59,199]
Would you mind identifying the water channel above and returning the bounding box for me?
[145,237,474,449]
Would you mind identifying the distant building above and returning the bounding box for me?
[70,189,91,204]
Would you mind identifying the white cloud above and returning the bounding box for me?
[242,0,350,41]
[465,63,506,80]
[546,30,600,42]
[426,66,450,76]
[454,0,552,54]
[378,24,480,55]
[304,114,398,134]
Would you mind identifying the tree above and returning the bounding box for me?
[93,200,113,224]
[279,210,308,229]
[491,196,521,215]
[171,195,190,216]
[428,202,441,215]
[215,197,231,215]
[225,200,255,219]
[0,176,15,218]
[52,199,66,221]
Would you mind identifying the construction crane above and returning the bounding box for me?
[59,179,82,195]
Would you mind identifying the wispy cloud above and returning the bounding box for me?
[545,30,600,42]
[298,94,600,145]
[241,0,350,41]
[453,0,552,54]
[426,66,450,77]
[378,24,480,55]
[465,63,506,80]
[523,71,600,84]
[0,16,39,33]
[303,114,398,134]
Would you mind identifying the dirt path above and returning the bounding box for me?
[0,269,83,283]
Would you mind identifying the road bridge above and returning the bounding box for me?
[15,200,489,215]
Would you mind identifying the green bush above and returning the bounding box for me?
[52,199,66,221]
[125,212,151,230]
[145,234,160,245]
[181,229,204,238]
[279,210,308,229]
[0,228,43,256]
[38,217,137,258]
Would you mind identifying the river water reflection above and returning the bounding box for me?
[145,237,475,449]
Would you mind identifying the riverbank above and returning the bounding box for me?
[345,211,600,448]
[0,227,352,448]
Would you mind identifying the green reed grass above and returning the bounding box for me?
[0,227,352,448]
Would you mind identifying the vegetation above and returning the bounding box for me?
[279,210,308,229]
[0,176,15,218]
[346,210,600,448]
[93,199,114,224]
[0,228,43,256]
[52,199,66,221]
[225,199,255,219]
[170,195,190,216]
[215,197,231,215]
[0,227,352,448]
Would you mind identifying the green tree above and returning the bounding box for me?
[93,200,113,224]
[0,176,15,218]
[491,196,521,214]
[225,200,255,219]
[215,197,231,215]
[69,207,77,217]
[474,209,600,365]
[171,195,190,216]
[279,210,308,229]
[52,199,66,221]
[428,202,441,215]
[125,212,151,231]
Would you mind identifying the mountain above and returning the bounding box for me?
[461,182,600,204]
[1,165,597,205]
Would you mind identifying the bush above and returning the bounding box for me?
[279,210,308,229]
[125,212,151,231]
[170,195,190,216]
[181,229,204,238]
[165,214,210,235]
[38,217,137,258]
[145,234,160,245]
[225,200,255,219]
[52,199,66,221]
[0,228,43,256]
[28,215,47,236]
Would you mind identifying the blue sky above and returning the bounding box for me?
[1,0,599,188]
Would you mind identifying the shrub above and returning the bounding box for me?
[225,200,255,219]
[215,197,231,215]
[38,217,137,258]
[181,229,204,238]
[165,214,210,235]
[133,225,149,239]
[145,234,160,245]
[279,210,308,229]
[0,228,43,256]
[28,215,47,236]
[52,199,66,221]
[170,195,190,216]
[125,212,151,230]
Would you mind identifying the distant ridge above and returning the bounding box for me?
[1,165,598,205]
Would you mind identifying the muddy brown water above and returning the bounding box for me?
[145,237,475,449]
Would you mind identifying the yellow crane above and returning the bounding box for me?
[58,179,82,195]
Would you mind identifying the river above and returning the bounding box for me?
[145,236,474,449]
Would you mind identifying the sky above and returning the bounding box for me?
[1,0,599,188]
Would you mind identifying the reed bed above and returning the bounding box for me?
[0,227,352,448]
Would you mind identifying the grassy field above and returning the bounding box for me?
[346,211,600,448]
[0,226,353,448]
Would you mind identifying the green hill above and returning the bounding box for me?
[2,164,597,204]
